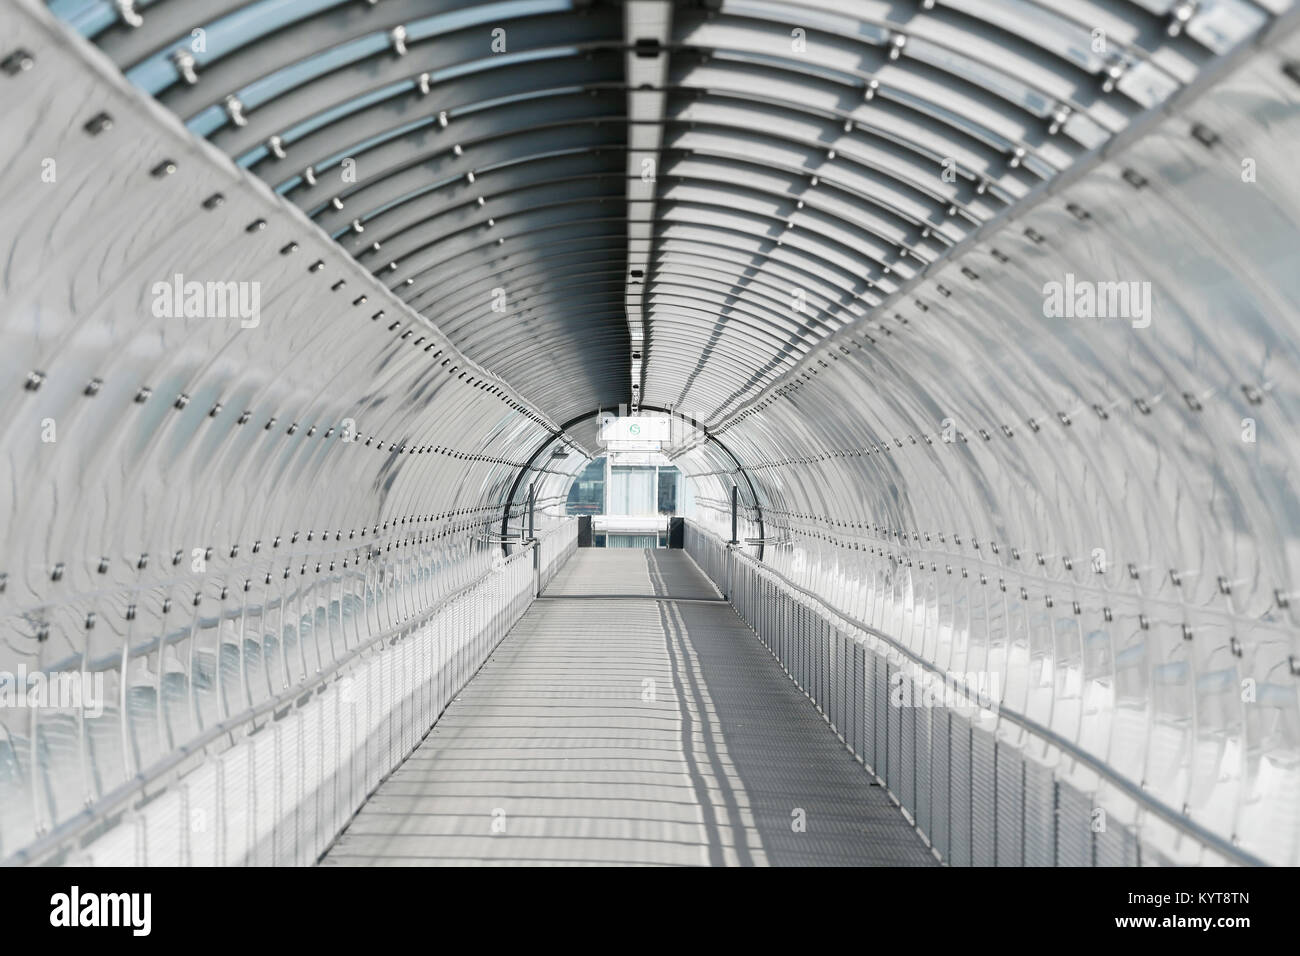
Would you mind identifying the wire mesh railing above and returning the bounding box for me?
[683,521,1266,867]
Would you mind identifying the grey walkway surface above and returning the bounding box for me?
[320,550,936,866]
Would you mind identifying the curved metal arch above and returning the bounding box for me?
[737,0,1263,66]
[31,0,1300,870]
[405,239,627,306]
[708,0,1165,106]
[662,127,991,231]
[659,166,935,256]
[282,91,630,207]
[676,15,1109,151]
[363,197,624,275]
[313,123,984,273]
[648,256,862,322]
[649,234,876,305]
[75,17,633,427]
[637,222,910,415]
[657,143,967,242]
[371,167,899,325]
[152,1,1071,196]
[436,265,628,334]
[667,79,1038,200]
[675,4,1116,143]
[152,4,610,107]
[646,272,835,336]
[650,205,904,299]
[667,47,1065,175]
[500,403,765,558]
[340,184,873,421]
[63,0,1227,332]
[249,79,627,176]
[418,257,842,408]
[86,8,1076,314]
[639,338,811,407]
[347,171,629,265]
[421,270,629,349]
[642,296,821,364]
[383,214,627,289]
[279,66,1029,269]
[70,0,349,46]
[650,196,911,291]
[198,43,617,148]
[632,97,1032,419]
[60,0,1142,441]
[457,257,842,356]
[370,213,635,418]
[313,133,629,229]
[459,306,629,366]
[655,192,922,276]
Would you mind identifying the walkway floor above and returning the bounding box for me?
[320,549,936,866]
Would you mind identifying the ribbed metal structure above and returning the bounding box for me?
[0,0,1296,866]
[672,11,1300,866]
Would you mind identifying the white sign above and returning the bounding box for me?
[599,415,669,442]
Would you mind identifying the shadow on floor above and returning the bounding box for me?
[643,549,934,866]
[318,549,934,866]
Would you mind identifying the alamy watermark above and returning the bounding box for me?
[0,666,105,718]
[50,886,151,936]
[151,272,261,328]
[1043,273,1151,329]
[890,669,1001,715]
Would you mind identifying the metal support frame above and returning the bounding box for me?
[502,403,765,560]
[730,484,739,546]
[527,481,536,542]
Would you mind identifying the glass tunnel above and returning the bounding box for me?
[1,0,1298,875]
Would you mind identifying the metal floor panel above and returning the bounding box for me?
[320,550,935,867]
[539,548,723,599]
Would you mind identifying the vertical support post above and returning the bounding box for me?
[722,540,732,603]
[730,484,739,545]
[724,484,740,601]
[652,465,661,546]
[532,538,541,598]
[603,453,612,516]
[527,481,536,541]
[528,481,540,594]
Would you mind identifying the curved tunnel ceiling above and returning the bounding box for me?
[3,0,1298,865]
[48,0,1282,425]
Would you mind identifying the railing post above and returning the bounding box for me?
[723,541,733,603]
[527,482,536,542]
[729,484,738,545]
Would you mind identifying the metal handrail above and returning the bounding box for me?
[687,523,1265,868]
[3,522,576,867]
